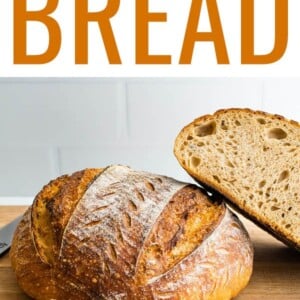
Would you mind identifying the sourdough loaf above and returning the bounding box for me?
[10,165,253,299]
[174,108,300,251]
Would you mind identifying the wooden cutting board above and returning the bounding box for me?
[0,206,299,300]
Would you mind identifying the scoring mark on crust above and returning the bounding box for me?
[135,190,145,202]
[145,181,155,191]
[92,205,112,213]
[83,219,103,228]
[123,212,132,228]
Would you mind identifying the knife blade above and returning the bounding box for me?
[0,214,23,256]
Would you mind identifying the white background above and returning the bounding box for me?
[0,0,299,76]
[0,1,298,204]
[0,77,300,204]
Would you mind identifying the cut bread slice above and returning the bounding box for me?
[174,108,300,251]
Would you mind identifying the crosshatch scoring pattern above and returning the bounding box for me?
[0,78,299,201]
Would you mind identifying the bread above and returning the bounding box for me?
[174,108,300,251]
[10,165,253,300]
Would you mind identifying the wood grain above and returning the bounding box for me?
[0,206,30,300]
[0,206,299,299]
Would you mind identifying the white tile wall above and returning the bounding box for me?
[0,147,58,196]
[0,77,299,203]
[263,78,300,121]
[59,145,191,183]
[126,78,263,144]
[0,80,125,147]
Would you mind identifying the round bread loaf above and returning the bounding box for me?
[10,165,253,299]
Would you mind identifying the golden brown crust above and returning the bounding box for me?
[11,165,253,299]
[174,108,300,251]
[31,174,70,264]
[10,208,54,299]
[10,208,93,300]
[135,185,226,285]
[148,209,253,300]
[59,166,189,298]
[192,108,300,128]
[50,168,103,247]
[31,169,103,265]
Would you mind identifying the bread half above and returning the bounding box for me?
[174,108,300,251]
[10,165,253,299]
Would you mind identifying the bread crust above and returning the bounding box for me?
[10,208,94,299]
[174,108,300,251]
[31,169,103,265]
[147,209,253,300]
[10,165,253,299]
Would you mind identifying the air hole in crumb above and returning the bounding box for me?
[187,135,193,140]
[258,202,263,208]
[284,184,289,191]
[271,206,280,211]
[263,146,269,152]
[278,170,289,183]
[226,161,234,168]
[281,213,285,218]
[235,120,241,126]
[197,142,205,147]
[257,118,266,125]
[217,148,224,154]
[221,120,228,131]
[213,175,221,183]
[191,156,201,168]
[285,224,291,229]
[272,198,278,203]
[249,194,254,200]
[259,180,266,188]
[194,121,216,137]
[268,128,287,140]
[288,207,292,211]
